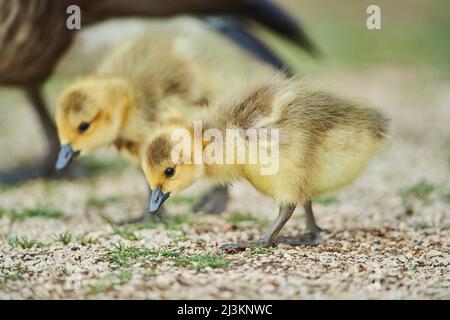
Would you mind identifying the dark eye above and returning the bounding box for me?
[164,167,175,177]
[78,122,90,133]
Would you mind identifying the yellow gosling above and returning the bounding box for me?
[142,75,389,250]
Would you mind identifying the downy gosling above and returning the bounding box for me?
[54,18,274,215]
[141,75,389,250]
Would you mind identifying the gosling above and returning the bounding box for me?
[141,75,389,250]
[55,18,274,214]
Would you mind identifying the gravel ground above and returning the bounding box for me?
[0,67,449,299]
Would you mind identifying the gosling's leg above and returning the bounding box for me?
[191,185,229,215]
[277,200,323,245]
[221,204,296,252]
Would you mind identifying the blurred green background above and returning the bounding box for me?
[272,0,450,77]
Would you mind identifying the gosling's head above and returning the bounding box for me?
[54,77,133,169]
[142,128,203,213]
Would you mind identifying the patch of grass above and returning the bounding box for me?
[103,242,159,267]
[104,217,143,241]
[138,221,159,230]
[181,254,230,271]
[172,256,192,268]
[400,180,436,215]
[8,236,46,249]
[88,281,114,295]
[314,196,338,206]
[42,182,60,196]
[190,254,230,270]
[406,261,426,271]
[87,195,124,208]
[166,195,198,205]
[112,225,142,241]
[55,232,72,245]
[79,235,100,246]
[109,215,192,231]
[160,249,183,258]
[8,237,23,248]
[87,282,114,295]
[245,247,275,255]
[0,267,26,289]
[171,232,190,243]
[163,250,229,270]
[227,213,267,228]
[414,222,431,230]
[59,267,71,277]
[401,181,435,200]
[142,269,158,277]
[115,270,133,282]
[8,205,64,222]
[87,269,134,295]
[102,242,230,271]
[163,215,192,230]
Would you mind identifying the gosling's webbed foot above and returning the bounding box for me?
[192,185,229,215]
[221,205,297,253]
[276,232,322,246]
[220,239,275,253]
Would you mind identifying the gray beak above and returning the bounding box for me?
[148,186,170,214]
[55,144,80,170]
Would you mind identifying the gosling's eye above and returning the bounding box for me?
[164,167,175,178]
[78,122,90,133]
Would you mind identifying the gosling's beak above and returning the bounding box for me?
[55,144,80,170]
[148,186,170,214]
